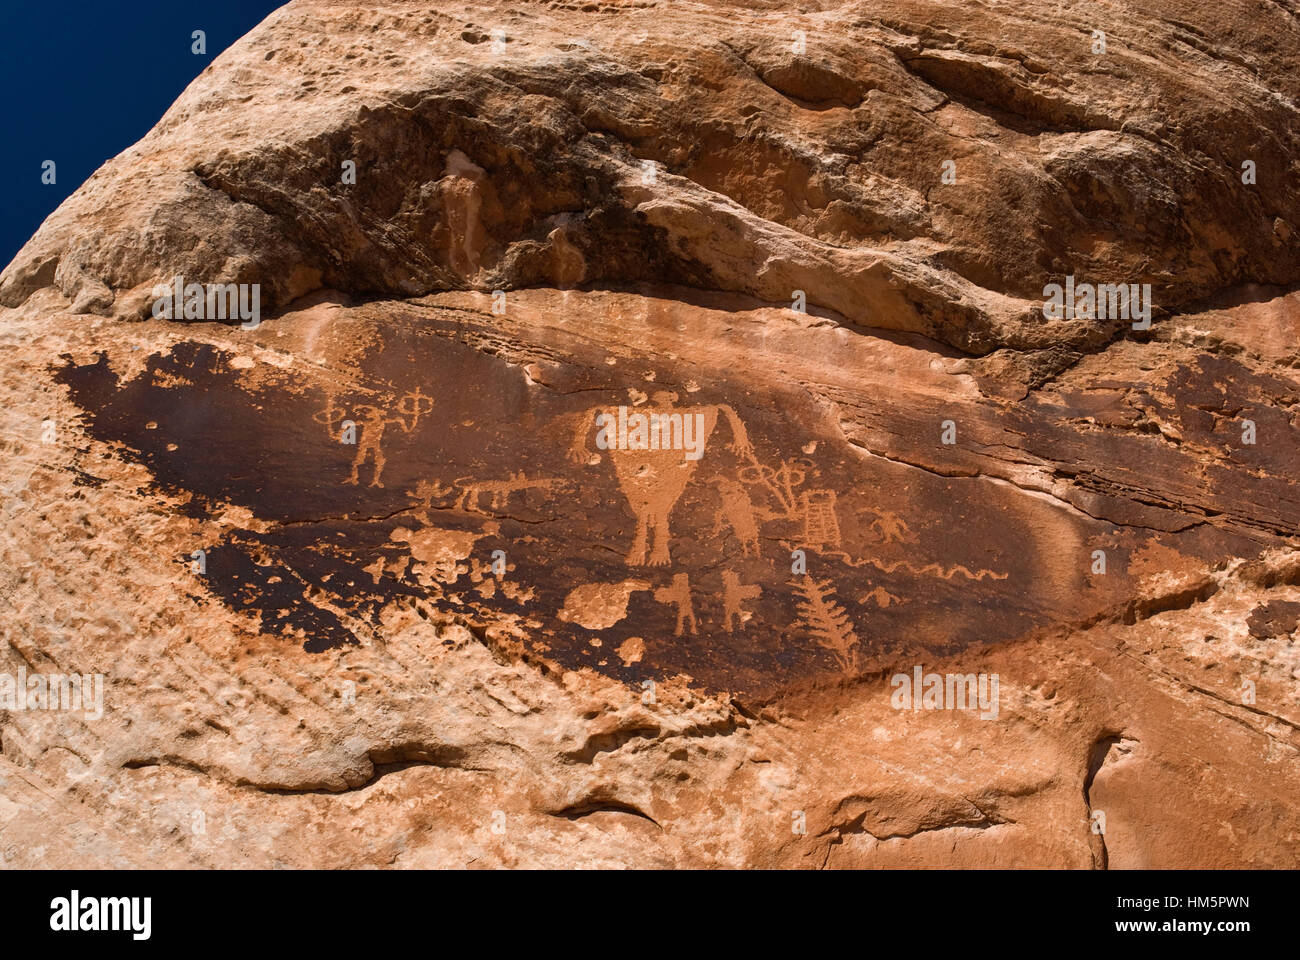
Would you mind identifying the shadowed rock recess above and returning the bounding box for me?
[2,0,1299,868]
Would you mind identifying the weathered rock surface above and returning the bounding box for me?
[2,0,1299,868]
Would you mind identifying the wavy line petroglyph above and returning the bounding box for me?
[820,551,1010,582]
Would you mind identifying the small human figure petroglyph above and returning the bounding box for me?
[653,572,697,637]
[865,509,913,544]
[721,569,761,632]
[346,389,433,488]
[711,476,762,557]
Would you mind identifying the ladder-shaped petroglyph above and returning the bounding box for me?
[799,489,841,551]
[725,443,1006,584]
[735,456,842,552]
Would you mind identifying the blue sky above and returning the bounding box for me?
[1,1,284,267]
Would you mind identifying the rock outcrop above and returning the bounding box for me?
[2,0,1299,868]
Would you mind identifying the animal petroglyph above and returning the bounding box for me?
[571,392,753,566]
[653,572,697,637]
[408,478,457,524]
[455,472,567,515]
[721,569,761,632]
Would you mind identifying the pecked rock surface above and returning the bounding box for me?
[1,0,1299,868]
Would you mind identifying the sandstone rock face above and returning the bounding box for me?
[2,0,1299,868]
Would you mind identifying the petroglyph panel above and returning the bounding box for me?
[54,290,1287,695]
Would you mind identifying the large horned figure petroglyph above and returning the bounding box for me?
[570,391,753,566]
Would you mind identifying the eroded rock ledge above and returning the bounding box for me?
[4,0,1298,356]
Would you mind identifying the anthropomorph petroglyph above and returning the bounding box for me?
[653,572,697,636]
[347,413,392,486]
[711,476,762,557]
[570,391,753,566]
[864,508,914,544]
[860,586,903,608]
[315,389,433,488]
[721,569,761,632]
